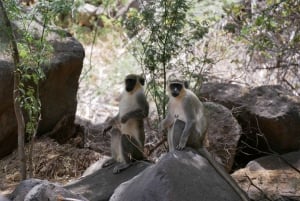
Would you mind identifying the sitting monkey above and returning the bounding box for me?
[160,74,249,201]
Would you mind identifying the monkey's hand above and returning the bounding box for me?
[103,114,119,135]
[158,120,169,137]
[176,144,185,150]
[102,125,112,136]
[176,140,187,150]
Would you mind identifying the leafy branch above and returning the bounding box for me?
[0,0,73,179]
[124,0,209,121]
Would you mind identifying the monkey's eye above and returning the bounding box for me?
[170,83,182,91]
[125,78,136,85]
[139,78,145,86]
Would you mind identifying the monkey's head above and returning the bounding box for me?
[167,74,189,97]
[125,74,145,92]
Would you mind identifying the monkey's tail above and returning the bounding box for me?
[198,148,249,201]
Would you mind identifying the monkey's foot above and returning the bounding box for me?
[102,158,116,168]
[113,163,131,174]
[176,144,185,150]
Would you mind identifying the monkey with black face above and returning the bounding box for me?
[102,74,149,174]
[160,74,249,201]
[160,75,207,151]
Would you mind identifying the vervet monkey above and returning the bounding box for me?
[103,74,149,174]
[160,74,249,201]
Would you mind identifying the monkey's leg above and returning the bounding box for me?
[113,134,144,174]
[169,119,185,151]
[198,148,249,201]
[103,128,121,168]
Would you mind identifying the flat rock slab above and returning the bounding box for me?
[233,151,300,201]
[65,161,151,201]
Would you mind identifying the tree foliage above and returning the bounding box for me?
[225,0,300,94]
[124,0,208,120]
[0,0,27,180]
[1,0,73,179]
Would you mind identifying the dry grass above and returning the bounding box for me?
[0,137,101,195]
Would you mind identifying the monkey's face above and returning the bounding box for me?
[169,83,183,97]
[124,75,145,92]
[125,78,137,92]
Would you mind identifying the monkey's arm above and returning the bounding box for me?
[159,114,174,139]
[121,93,149,123]
[159,112,174,132]
[121,109,147,123]
[103,113,120,135]
[159,101,174,132]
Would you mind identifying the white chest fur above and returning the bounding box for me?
[118,89,143,144]
[119,91,139,116]
[169,97,186,122]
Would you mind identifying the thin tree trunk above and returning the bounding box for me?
[28,114,40,178]
[28,132,35,178]
[0,0,27,180]
[14,65,27,181]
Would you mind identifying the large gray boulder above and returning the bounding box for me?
[0,59,17,158]
[9,179,88,201]
[204,102,242,172]
[0,9,85,158]
[0,194,10,201]
[110,149,245,201]
[237,85,300,153]
[8,179,42,201]
[200,83,300,166]
[232,150,300,201]
[199,83,247,109]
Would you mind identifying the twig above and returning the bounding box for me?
[147,136,167,156]
[253,116,300,174]
[277,155,300,175]
[283,78,299,96]
[245,174,272,201]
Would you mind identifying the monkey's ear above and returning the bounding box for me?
[184,81,189,89]
[139,77,145,86]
